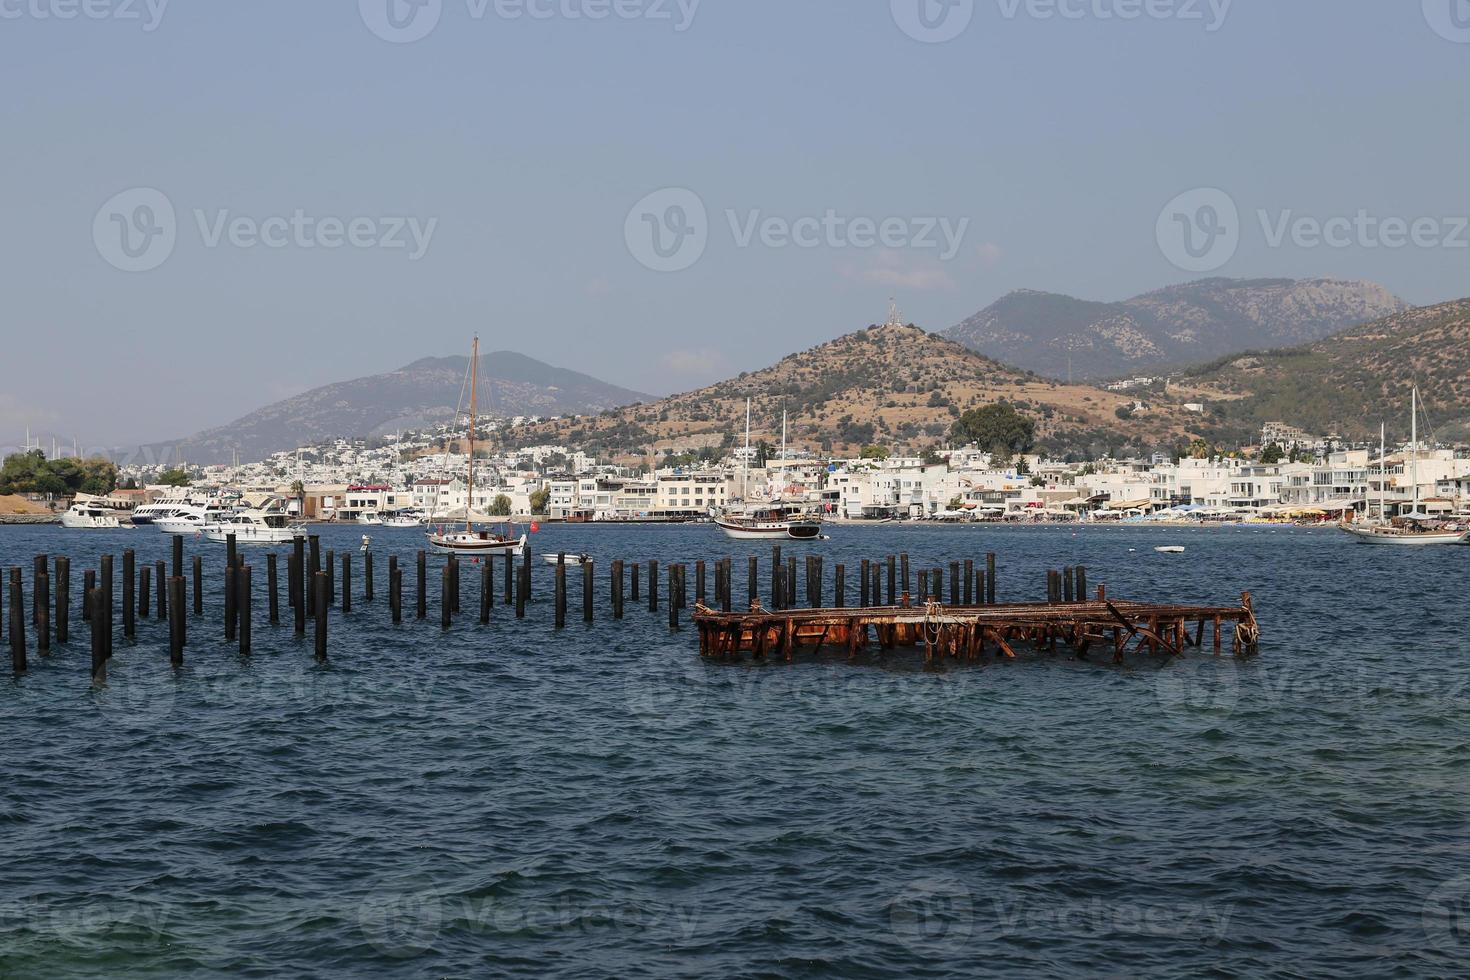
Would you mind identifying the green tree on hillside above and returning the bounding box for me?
[159,468,191,487]
[1260,442,1285,464]
[950,404,1036,456]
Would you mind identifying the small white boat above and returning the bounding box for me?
[427,528,527,557]
[382,512,424,528]
[357,512,384,526]
[202,509,305,544]
[1339,523,1469,546]
[60,502,122,529]
[1154,546,1186,554]
[542,553,592,567]
[153,510,211,535]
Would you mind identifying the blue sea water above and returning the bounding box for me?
[0,522,1466,978]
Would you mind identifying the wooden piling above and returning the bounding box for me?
[555,555,567,629]
[156,560,167,621]
[326,549,336,607]
[55,557,68,645]
[391,566,403,624]
[747,556,757,610]
[631,561,641,603]
[504,549,514,604]
[950,562,960,606]
[228,533,239,578]
[771,546,782,608]
[1063,566,1074,604]
[986,553,997,604]
[267,553,280,625]
[9,568,25,675]
[168,576,185,668]
[834,563,845,609]
[137,563,149,618]
[364,550,373,602]
[786,556,796,609]
[611,560,624,619]
[696,560,706,606]
[313,572,328,662]
[1075,566,1087,603]
[307,535,320,615]
[963,559,974,605]
[480,561,492,625]
[290,551,305,636]
[860,559,870,607]
[416,550,427,620]
[888,556,898,605]
[648,560,658,613]
[172,534,184,580]
[193,555,203,616]
[32,555,45,629]
[516,560,528,619]
[238,564,252,655]
[522,544,532,604]
[100,555,113,659]
[448,554,459,614]
[668,564,679,630]
[83,569,95,621]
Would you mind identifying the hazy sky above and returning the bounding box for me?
[3,0,1468,449]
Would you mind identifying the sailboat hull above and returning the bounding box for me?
[425,531,527,557]
[1339,524,1469,546]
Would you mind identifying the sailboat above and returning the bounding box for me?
[425,337,528,557]
[1341,387,1469,546]
[715,400,824,541]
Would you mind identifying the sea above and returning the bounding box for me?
[0,522,1465,978]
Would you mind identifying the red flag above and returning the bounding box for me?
[530,521,541,533]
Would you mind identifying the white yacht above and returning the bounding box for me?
[358,512,384,526]
[61,501,123,529]
[382,511,424,528]
[130,489,207,525]
[202,508,305,544]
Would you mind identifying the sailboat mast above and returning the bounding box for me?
[467,336,478,532]
[1411,385,1419,516]
[1379,422,1386,522]
[743,397,751,501]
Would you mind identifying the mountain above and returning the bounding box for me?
[507,321,1203,460]
[151,351,652,464]
[944,278,1408,381]
[1172,298,1470,443]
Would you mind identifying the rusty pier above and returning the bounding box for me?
[694,590,1260,663]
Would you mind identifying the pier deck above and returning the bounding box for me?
[693,593,1259,662]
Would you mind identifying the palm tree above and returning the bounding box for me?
[291,480,305,518]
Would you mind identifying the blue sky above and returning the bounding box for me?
[2,0,1467,447]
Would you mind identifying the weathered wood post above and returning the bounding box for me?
[36,569,49,656]
[224,563,237,641]
[364,550,373,603]
[1075,567,1087,602]
[122,549,136,641]
[771,546,782,609]
[950,561,960,606]
[416,550,427,620]
[611,559,624,619]
[448,555,459,614]
[695,560,706,607]
[503,549,514,605]
[83,569,95,621]
[172,534,184,581]
[55,556,68,645]
[834,563,845,608]
[631,561,641,603]
[325,549,335,607]
[813,556,824,608]
[168,576,185,669]
[155,560,167,621]
[933,567,943,605]
[238,564,252,655]
[747,556,757,610]
[391,566,403,624]
[516,558,528,619]
[9,568,25,674]
[964,560,974,605]
[313,572,328,662]
[480,561,491,625]
[986,553,997,604]
[583,561,593,623]
[441,565,452,631]
[341,554,351,615]
[193,555,203,616]
[899,554,909,601]
[888,555,897,605]
[228,533,239,577]
[785,556,796,609]
[32,554,46,628]
[871,561,882,609]
[667,564,679,629]
[291,535,305,616]
[721,559,733,613]
[100,554,113,659]
[521,544,532,605]
[918,570,928,602]
[554,554,567,629]
[859,559,870,607]
[648,560,658,613]
[267,553,280,625]
[976,569,986,607]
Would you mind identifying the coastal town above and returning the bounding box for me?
[7,414,1470,527]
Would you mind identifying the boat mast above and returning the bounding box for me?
[467,336,479,532]
[1378,422,1386,523]
[1411,385,1419,517]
